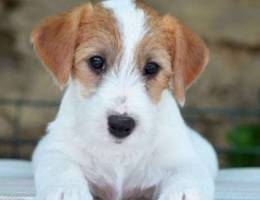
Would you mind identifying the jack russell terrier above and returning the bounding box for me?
[31,0,218,199]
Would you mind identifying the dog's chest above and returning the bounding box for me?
[89,182,155,200]
[82,153,162,200]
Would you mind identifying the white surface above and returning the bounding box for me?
[0,160,34,200]
[0,160,260,200]
[216,168,260,200]
[0,160,32,178]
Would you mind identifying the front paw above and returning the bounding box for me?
[158,188,201,200]
[36,185,93,200]
[157,177,214,200]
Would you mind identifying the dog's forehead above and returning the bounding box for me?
[102,0,148,59]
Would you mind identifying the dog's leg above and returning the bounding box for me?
[157,161,214,200]
[190,130,218,178]
[33,138,93,200]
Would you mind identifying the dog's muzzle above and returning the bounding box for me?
[108,114,136,139]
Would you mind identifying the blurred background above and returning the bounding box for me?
[0,0,259,167]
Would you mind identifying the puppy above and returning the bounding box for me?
[31,0,218,199]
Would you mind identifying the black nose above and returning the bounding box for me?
[108,115,136,139]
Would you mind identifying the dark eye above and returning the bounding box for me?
[88,56,105,73]
[143,62,160,77]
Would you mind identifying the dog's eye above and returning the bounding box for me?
[88,56,105,74]
[143,62,160,77]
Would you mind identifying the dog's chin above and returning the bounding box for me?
[113,138,124,145]
[87,126,155,153]
[112,128,156,150]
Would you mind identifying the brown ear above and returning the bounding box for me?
[31,4,92,87]
[163,16,209,106]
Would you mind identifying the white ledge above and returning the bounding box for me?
[0,160,260,200]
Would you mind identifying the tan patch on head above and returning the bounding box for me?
[73,4,122,95]
[136,31,172,103]
[69,4,122,95]
[134,5,172,103]
[136,2,209,105]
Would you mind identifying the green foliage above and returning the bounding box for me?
[227,124,260,167]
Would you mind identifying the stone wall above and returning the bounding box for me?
[0,0,259,158]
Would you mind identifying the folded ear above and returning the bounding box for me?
[31,4,92,87]
[163,16,209,106]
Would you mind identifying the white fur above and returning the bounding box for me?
[102,0,148,95]
[33,0,218,200]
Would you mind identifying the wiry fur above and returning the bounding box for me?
[32,0,218,200]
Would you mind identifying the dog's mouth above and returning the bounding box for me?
[114,138,124,144]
